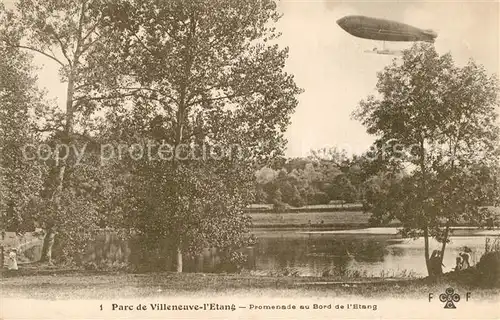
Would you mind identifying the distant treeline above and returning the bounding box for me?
[252,148,387,210]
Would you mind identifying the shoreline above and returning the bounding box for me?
[250,226,500,237]
[1,269,499,300]
[248,210,499,235]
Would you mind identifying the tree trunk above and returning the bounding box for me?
[439,224,450,268]
[40,227,56,264]
[426,225,448,278]
[419,137,436,278]
[424,226,431,276]
[176,244,183,272]
[41,68,75,264]
[65,71,75,135]
[171,15,196,274]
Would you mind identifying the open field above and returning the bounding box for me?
[248,207,500,229]
[245,203,364,213]
[1,270,499,300]
[248,211,396,228]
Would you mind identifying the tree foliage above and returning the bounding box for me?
[353,43,500,276]
[0,0,143,263]
[0,45,46,232]
[96,0,302,271]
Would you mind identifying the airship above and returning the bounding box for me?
[337,15,437,55]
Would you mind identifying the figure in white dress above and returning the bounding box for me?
[7,248,18,270]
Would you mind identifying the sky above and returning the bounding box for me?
[276,0,499,157]
[4,0,499,158]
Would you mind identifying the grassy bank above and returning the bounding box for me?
[1,270,499,300]
[245,203,364,213]
[248,208,500,229]
[248,211,398,229]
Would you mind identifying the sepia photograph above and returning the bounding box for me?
[0,0,499,319]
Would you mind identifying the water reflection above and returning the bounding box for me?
[248,232,391,276]
[185,229,493,277]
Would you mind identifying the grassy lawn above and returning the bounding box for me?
[1,270,499,300]
[248,211,378,228]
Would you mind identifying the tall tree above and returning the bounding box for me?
[353,43,500,277]
[0,0,134,263]
[105,0,302,271]
[0,45,46,233]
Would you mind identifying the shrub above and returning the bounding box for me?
[216,251,248,273]
[311,191,329,205]
[477,251,500,287]
[272,201,289,213]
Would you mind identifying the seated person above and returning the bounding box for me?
[459,252,471,269]
[454,256,463,271]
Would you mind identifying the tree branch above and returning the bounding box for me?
[48,28,73,66]
[81,16,103,44]
[74,82,94,91]
[78,31,104,55]
[187,91,253,107]
[131,93,176,115]
[132,33,156,58]
[114,87,178,104]
[33,124,64,133]
[2,42,65,67]
[72,89,175,115]
[73,89,141,104]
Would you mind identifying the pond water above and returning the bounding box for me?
[7,227,498,277]
[187,228,499,277]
